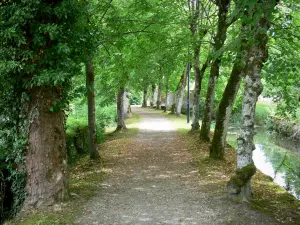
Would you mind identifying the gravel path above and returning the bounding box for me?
[76,107,278,225]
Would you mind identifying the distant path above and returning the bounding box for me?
[76,106,277,225]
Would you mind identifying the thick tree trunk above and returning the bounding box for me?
[25,87,68,209]
[150,84,156,108]
[86,60,100,160]
[175,66,188,116]
[116,87,127,131]
[210,61,243,159]
[142,86,148,107]
[227,0,276,201]
[200,0,230,139]
[164,79,169,112]
[156,78,162,110]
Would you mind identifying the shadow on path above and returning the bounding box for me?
[76,107,278,225]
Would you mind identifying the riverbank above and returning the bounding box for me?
[161,110,300,224]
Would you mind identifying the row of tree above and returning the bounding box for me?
[0,0,299,218]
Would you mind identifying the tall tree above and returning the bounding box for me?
[164,78,169,112]
[227,0,278,201]
[189,0,211,131]
[156,75,163,110]
[175,65,189,116]
[0,0,92,210]
[142,85,148,107]
[151,84,156,107]
[86,59,100,160]
[116,87,127,130]
[200,0,231,139]
[210,52,244,159]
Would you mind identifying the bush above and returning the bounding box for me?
[129,95,142,105]
[66,98,116,165]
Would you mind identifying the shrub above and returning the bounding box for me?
[66,98,116,165]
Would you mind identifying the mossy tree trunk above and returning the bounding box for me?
[200,0,230,140]
[227,0,277,201]
[210,57,244,159]
[142,86,148,107]
[86,59,100,160]
[116,87,127,131]
[25,87,68,209]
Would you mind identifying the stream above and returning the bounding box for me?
[227,127,300,199]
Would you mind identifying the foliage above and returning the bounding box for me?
[1,0,300,220]
[66,97,117,164]
[0,0,95,217]
[263,2,300,119]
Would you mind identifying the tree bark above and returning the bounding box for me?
[200,0,230,139]
[189,0,203,131]
[210,60,244,159]
[25,87,68,209]
[227,0,277,201]
[142,86,148,107]
[156,78,162,110]
[86,60,100,160]
[191,57,210,130]
[150,84,156,108]
[164,79,169,112]
[175,65,188,116]
[191,43,201,130]
[116,87,127,131]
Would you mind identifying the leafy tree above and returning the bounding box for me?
[227,0,279,201]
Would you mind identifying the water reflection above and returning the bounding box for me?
[253,144,300,199]
[227,128,300,199]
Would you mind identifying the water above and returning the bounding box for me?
[227,128,300,199]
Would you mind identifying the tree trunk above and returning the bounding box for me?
[86,60,100,160]
[164,79,169,112]
[150,84,156,108]
[189,0,202,131]
[25,87,68,209]
[191,58,210,130]
[210,61,243,159]
[116,87,127,131]
[156,78,162,110]
[175,65,188,116]
[191,43,201,130]
[200,0,230,139]
[227,0,276,201]
[142,86,148,107]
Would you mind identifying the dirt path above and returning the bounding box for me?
[76,107,278,225]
